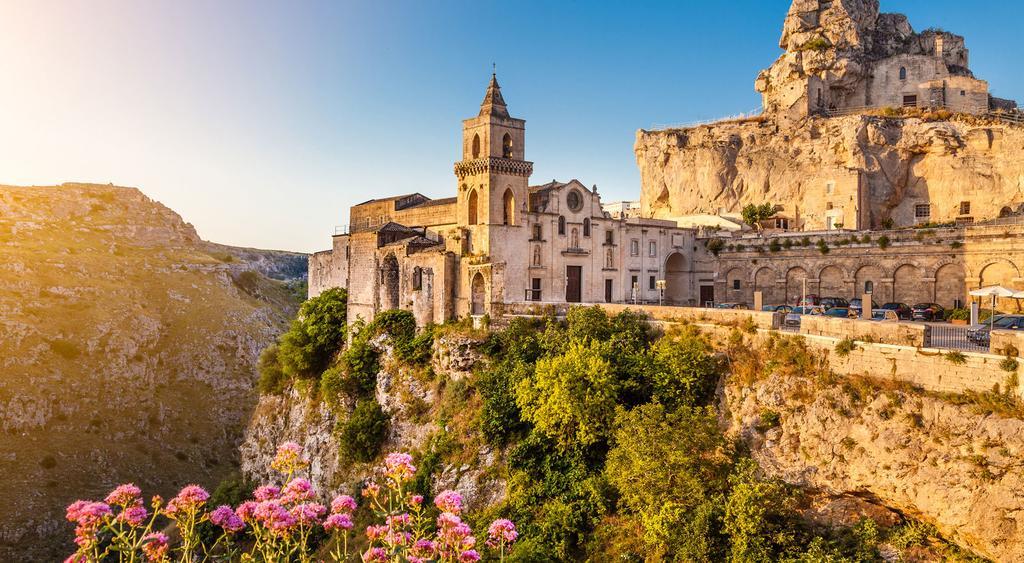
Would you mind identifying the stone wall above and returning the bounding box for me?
[308,235,350,298]
[799,314,927,347]
[503,301,780,330]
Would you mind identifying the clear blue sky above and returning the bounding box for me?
[0,0,1019,252]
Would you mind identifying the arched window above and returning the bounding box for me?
[503,188,515,226]
[468,189,479,225]
[865,281,874,294]
[899,67,907,80]
[558,216,566,235]
[502,133,513,158]
[583,218,591,237]
[472,134,481,159]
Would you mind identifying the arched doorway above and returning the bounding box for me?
[381,254,400,310]
[818,265,845,299]
[935,263,966,308]
[468,189,479,225]
[503,188,515,226]
[470,273,486,316]
[753,267,780,306]
[893,264,926,305]
[665,253,687,305]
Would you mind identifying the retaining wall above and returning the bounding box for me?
[799,315,928,347]
[503,302,780,329]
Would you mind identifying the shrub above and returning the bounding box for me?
[816,239,830,255]
[768,239,781,253]
[756,410,781,431]
[337,328,380,399]
[340,399,389,463]
[799,36,830,51]
[371,309,416,348]
[1001,356,1020,373]
[881,218,895,230]
[951,240,963,249]
[650,331,721,409]
[944,350,967,365]
[877,235,891,250]
[707,238,725,256]
[278,288,348,379]
[257,344,288,395]
[861,234,872,244]
[801,236,811,247]
[835,337,857,358]
[723,459,800,561]
[946,308,970,321]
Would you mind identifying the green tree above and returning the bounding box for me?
[724,459,799,563]
[340,399,389,463]
[278,288,348,378]
[649,329,721,409]
[516,340,618,449]
[742,203,777,230]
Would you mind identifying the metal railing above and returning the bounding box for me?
[925,324,988,353]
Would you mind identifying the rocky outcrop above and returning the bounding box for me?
[724,369,1024,562]
[636,115,1024,229]
[0,183,301,561]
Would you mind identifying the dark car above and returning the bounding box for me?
[820,297,850,311]
[880,302,913,320]
[969,315,1024,345]
[715,302,748,310]
[762,305,793,313]
[824,307,856,319]
[798,295,821,307]
[849,298,863,313]
[911,303,945,322]
[784,306,824,328]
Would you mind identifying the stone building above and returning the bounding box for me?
[309,75,699,326]
[756,0,1016,123]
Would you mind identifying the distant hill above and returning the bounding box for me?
[0,183,305,560]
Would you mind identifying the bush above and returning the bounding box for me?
[278,288,348,379]
[340,399,389,463]
[650,331,720,409]
[816,239,830,255]
[944,351,967,365]
[756,410,781,431]
[877,235,891,250]
[835,338,857,358]
[768,240,781,253]
[799,36,830,51]
[707,238,725,256]
[372,309,416,347]
[257,344,288,394]
[337,330,380,399]
[1000,356,1019,373]
[946,308,970,321]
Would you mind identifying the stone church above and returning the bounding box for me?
[309,75,699,326]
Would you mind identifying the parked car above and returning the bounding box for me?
[762,305,793,313]
[967,314,1007,340]
[911,303,945,322]
[784,306,824,328]
[871,309,900,322]
[798,295,821,307]
[824,307,857,319]
[715,302,748,310]
[819,297,850,310]
[849,298,863,314]
[880,302,913,320]
[968,315,1024,345]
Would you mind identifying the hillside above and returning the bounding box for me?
[0,183,304,560]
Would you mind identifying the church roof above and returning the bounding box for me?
[480,73,509,118]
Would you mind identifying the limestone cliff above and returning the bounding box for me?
[636,115,1024,229]
[724,364,1024,562]
[0,183,304,560]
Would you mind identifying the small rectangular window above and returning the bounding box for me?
[915,204,931,219]
[733,279,741,290]
[826,202,833,210]
[960,90,966,96]
[605,230,613,244]
[826,181,835,194]
[960,201,971,215]
[530,278,542,302]
[649,276,656,291]
[630,240,639,256]
[532,224,542,240]
[648,241,657,257]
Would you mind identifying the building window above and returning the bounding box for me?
[630,240,640,256]
[502,188,515,226]
[865,281,874,294]
[558,216,566,235]
[472,134,481,159]
[502,133,513,158]
[733,279,741,290]
[605,230,614,245]
[826,181,834,194]
[583,218,591,237]
[959,201,971,215]
[567,190,583,212]
[915,204,931,220]
[648,241,657,257]
[826,202,833,210]
[899,67,907,80]
[532,223,542,240]
[631,275,639,298]
[649,276,656,291]
[412,267,422,291]
[960,90,966,97]
[530,278,541,301]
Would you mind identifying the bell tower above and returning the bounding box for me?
[455,73,533,232]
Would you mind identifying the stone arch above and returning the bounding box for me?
[502,188,515,226]
[855,264,886,302]
[502,133,512,158]
[817,264,846,299]
[893,264,927,305]
[381,253,400,310]
[467,189,479,225]
[752,266,781,306]
[785,266,809,306]
[472,134,481,159]
[935,262,966,308]
[724,267,745,302]
[665,252,687,305]
[470,272,486,316]
[978,259,1020,288]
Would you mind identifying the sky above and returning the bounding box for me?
[0,1,1020,253]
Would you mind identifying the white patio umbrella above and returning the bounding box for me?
[970,285,1016,329]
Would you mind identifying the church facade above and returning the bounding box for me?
[308,75,701,326]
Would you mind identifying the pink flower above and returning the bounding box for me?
[282,477,314,503]
[141,532,169,562]
[254,501,295,533]
[104,483,142,507]
[412,539,436,557]
[362,481,380,498]
[408,494,424,509]
[236,501,258,522]
[117,504,149,527]
[437,511,463,529]
[366,524,388,541]
[434,490,463,515]
[486,518,518,547]
[290,502,327,526]
[383,452,417,482]
[460,550,481,562]
[166,485,209,516]
[209,505,245,532]
[253,485,281,502]
[323,512,354,532]
[362,547,388,562]
[331,494,358,514]
[271,441,309,474]
[386,512,411,528]
[65,501,111,525]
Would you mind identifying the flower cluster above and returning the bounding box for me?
[64,442,518,562]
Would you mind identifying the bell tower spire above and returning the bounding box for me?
[479,72,509,118]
